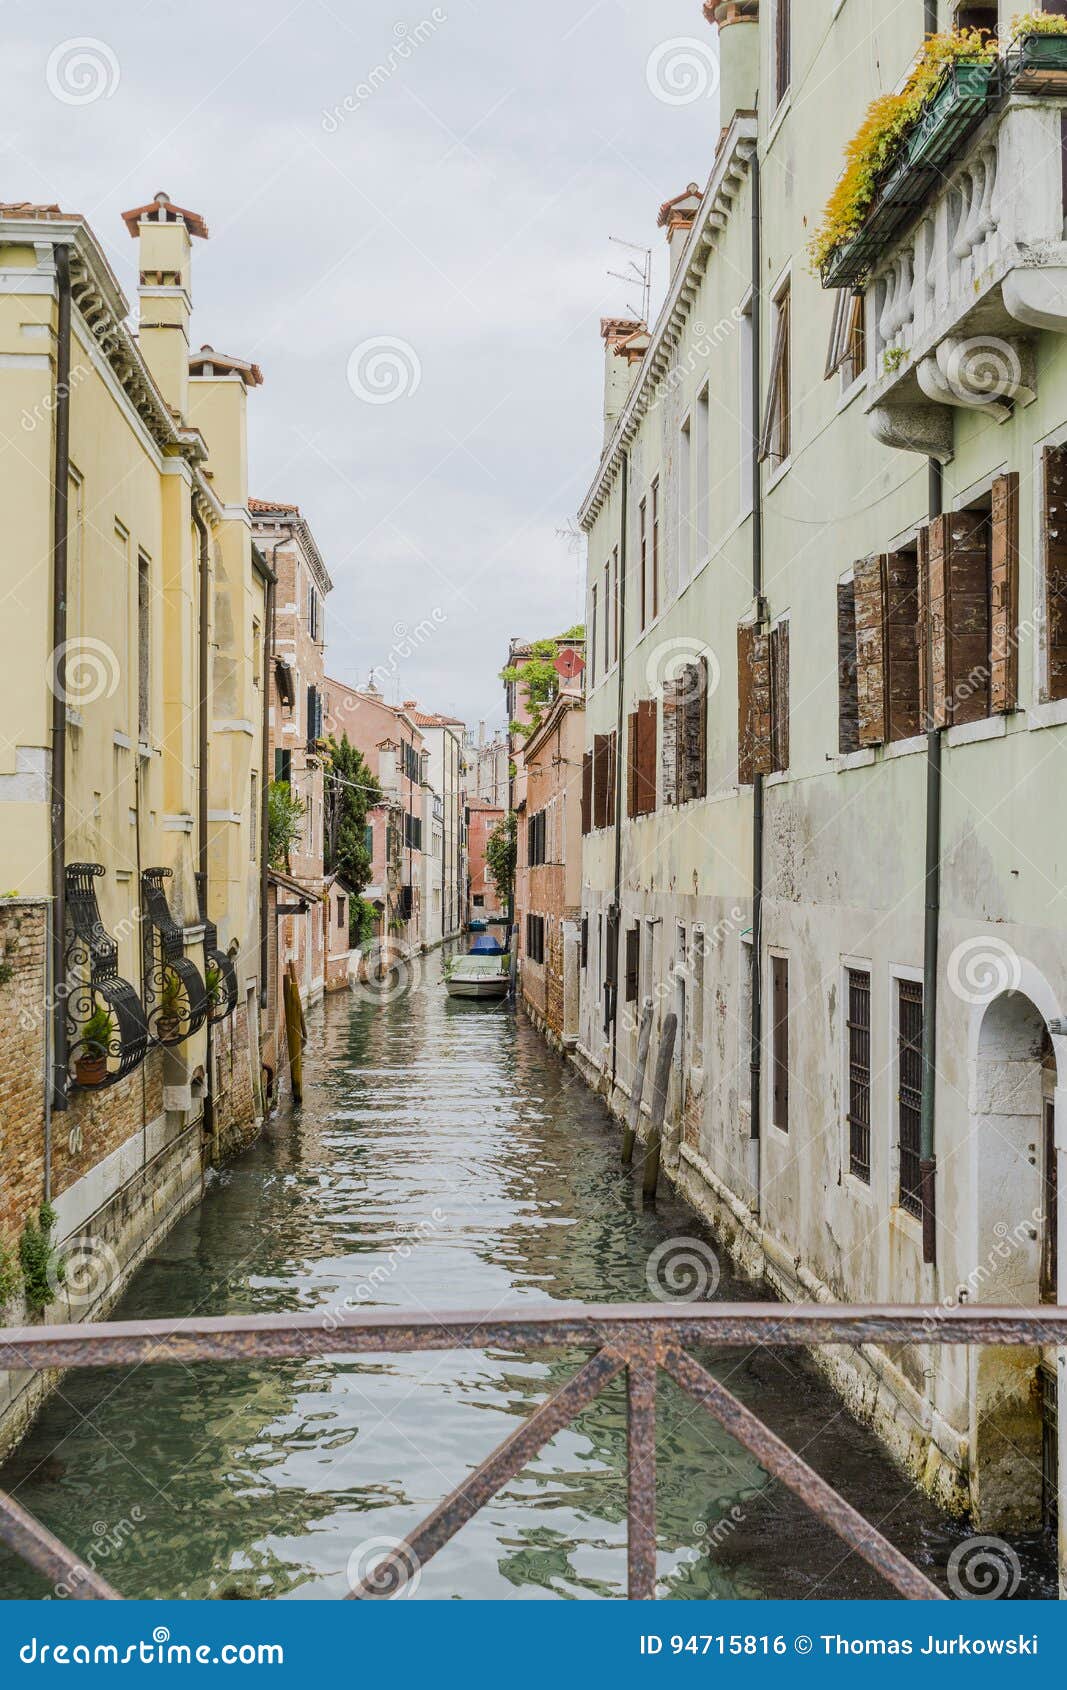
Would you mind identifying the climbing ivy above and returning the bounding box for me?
[20,1202,62,1311]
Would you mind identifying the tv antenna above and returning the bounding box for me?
[608,236,652,327]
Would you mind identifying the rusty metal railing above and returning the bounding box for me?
[0,1302,1064,1601]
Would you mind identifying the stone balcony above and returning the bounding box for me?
[864,96,1067,461]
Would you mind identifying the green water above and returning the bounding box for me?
[0,951,1055,1599]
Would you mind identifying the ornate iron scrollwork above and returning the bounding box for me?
[203,918,239,1024]
[64,863,149,1090]
[141,867,210,1046]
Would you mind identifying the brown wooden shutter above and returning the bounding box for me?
[837,581,860,753]
[626,710,638,819]
[581,750,593,835]
[661,678,680,806]
[885,550,922,741]
[591,734,606,829]
[855,555,888,746]
[1045,444,1067,702]
[948,509,991,726]
[635,697,657,815]
[917,523,931,728]
[679,660,708,802]
[737,623,772,783]
[604,729,617,826]
[990,471,1019,714]
[926,515,950,727]
[770,623,790,772]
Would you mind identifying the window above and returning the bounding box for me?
[274,747,292,785]
[308,581,322,643]
[337,895,346,929]
[364,822,374,858]
[651,477,661,620]
[250,771,258,860]
[678,415,692,588]
[661,658,708,806]
[695,385,710,563]
[739,299,754,517]
[771,955,789,1132]
[581,914,589,970]
[759,279,791,467]
[626,698,658,818]
[581,750,593,835]
[590,584,598,688]
[252,618,262,688]
[1041,1098,1058,1303]
[844,549,923,749]
[612,545,620,664]
[897,979,924,1218]
[953,3,998,33]
[306,685,324,745]
[526,913,546,964]
[692,929,706,1070]
[770,620,789,774]
[738,621,788,780]
[625,925,640,1004]
[825,290,866,390]
[639,498,648,631]
[473,894,485,908]
[1043,446,1067,700]
[603,558,610,674]
[528,809,547,866]
[774,0,791,108]
[137,552,151,741]
[921,483,1018,726]
[403,811,423,850]
[846,969,871,1182]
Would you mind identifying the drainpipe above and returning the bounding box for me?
[920,457,943,1268]
[923,1,938,39]
[193,505,214,1144]
[748,158,764,1210]
[260,568,275,1011]
[609,450,629,1083]
[48,242,73,1136]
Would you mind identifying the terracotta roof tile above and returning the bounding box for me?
[189,344,263,387]
[249,497,300,514]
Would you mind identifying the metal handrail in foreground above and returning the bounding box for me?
[0,1302,1064,1602]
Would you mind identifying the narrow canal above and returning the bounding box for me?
[0,951,1057,1599]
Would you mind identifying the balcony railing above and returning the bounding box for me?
[863,86,1067,459]
[140,868,209,1047]
[0,1302,1063,1601]
[64,863,148,1091]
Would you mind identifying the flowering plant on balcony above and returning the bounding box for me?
[1011,12,1067,38]
[809,29,997,276]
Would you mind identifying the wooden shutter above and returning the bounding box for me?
[634,697,657,816]
[885,550,922,741]
[626,710,639,819]
[917,523,931,729]
[770,623,789,772]
[1045,445,1067,702]
[989,471,1019,714]
[837,581,860,753]
[855,555,888,747]
[737,623,772,783]
[679,660,708,802]
[581,750,593,835]
[925,510,991,728]
[605,729,617,826]
[591,735,607,829]
[661,678,680,806]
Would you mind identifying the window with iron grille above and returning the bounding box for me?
[1042,1098,1058,1304]
[771,955,789,1132]
[897,979,924,1217]
[580,914,589,971]
[624,926,640,1004]
[846,969,871,1183]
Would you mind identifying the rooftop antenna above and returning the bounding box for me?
[608,236,652,327]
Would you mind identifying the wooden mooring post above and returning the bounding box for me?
[621,996,654,1167]
[642,1012,677,1202]
[284,962,306,1106]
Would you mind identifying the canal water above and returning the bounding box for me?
[0,950,1057,1599]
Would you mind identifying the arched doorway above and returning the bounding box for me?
[970,988,1060,1533]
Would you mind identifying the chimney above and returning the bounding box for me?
[121,191,209,421]
[707,2,759,123]
[187,345,263,507]
[600,318,645,445]
[365,673,382,698]
[658,183,703,280]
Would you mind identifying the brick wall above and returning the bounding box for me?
[55,1051,166,1197]
[213,999,259,1158]
[0,900,47,1254]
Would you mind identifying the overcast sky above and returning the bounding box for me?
[4,0,720,732]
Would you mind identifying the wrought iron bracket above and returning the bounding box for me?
[64,863,148,1091]
[140,867,209,1047]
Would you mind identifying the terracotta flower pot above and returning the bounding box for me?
[76,1053,107,1087]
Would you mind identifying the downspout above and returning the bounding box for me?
[609,450,629,1081]
[48,242,73,1150]
[920,457,943,1267]
[193,505,214,1145]
[749,157,764,1211]
[923,1,939,40]
[260,568,275,1010]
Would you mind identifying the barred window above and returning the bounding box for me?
[897,979,923,1218]
[847,969,871,1183]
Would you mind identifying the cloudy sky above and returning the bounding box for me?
[4,0,720,731]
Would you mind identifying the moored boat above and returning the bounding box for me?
[445,935,509,1000]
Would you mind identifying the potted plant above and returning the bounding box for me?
[1008,12,1067,91]
[76,1002,113,1087]
[157,968,184,1042]
[205,960,222,1008]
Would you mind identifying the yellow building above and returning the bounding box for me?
[0,194,268,1376]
